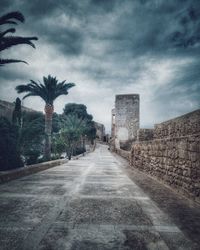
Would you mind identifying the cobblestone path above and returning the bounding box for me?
[0,144,199,250]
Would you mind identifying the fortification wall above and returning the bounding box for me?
[94,122,105,141]
[130,109,200,202]
[114,94,139,148]
[0,99,40,121]
[137,128,154,141]
[154,109,200,139]
[115,148,130,161]
[0,100,14,121]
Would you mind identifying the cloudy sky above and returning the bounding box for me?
[1,0,200,132]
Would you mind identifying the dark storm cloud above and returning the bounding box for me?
[24,0,61,17]
[151,55,200,120]
[2,0,200,58]
[0,0,200,129]
[1,0,85,56]
[90,0,116,13]
[100,0,200,56]
[0,65,31,82]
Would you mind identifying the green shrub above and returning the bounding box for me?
[24,149,41,165]
[73,147,86,156]
[0,117,23,171]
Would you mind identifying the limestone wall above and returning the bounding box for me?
[0,99,41,121]
[111,108,115,138]
[114,94,139,148]
[0,100,14,121]
[94,122,105,141]
[115,148,130,161]
[137,128,154,141]
[154,109,200,139]
[130,109,200,202]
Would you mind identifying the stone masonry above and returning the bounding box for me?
[0,99,40,121]
[94,121,105,141]
[112,94,140,149]
[130,109,200,203]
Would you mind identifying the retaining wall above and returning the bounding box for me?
[115,148,130,161]
[130,109,200,202]
[0,159,68,184]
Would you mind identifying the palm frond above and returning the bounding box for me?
[22,93,39,100]
[0,11,38,65]
[0,58,28,66]
[0,36,38,51]
[15,85,32,93]
[0,11,24,25]
[0,28,16,38]
[1,21,18,25]
[54,82,75,99]
[16,76,75,105]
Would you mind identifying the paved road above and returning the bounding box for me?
[0,144,199,250]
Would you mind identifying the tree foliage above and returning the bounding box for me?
[0,11,38,65]
[12,97,22,127]
[60,114,86,159]
[52,134,65,159]
[0,117,23,171]
[16,75,75,105]
[16,75,75,160]
[19,111,44,164]
[63,103,96,143]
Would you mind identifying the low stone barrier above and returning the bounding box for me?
[0,159,68,184]
[115,148,131,161]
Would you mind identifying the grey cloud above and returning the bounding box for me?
[88,0,200,57]
[151,57,200,120]
[89,0,116,13]
[41,26,83,56]
[0,0,200,130]
[1,0,86,56]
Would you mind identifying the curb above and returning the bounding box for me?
[0,159,68,184]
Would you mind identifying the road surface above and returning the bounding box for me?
[0,144,199,249]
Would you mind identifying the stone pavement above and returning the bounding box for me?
[0,144,199,250]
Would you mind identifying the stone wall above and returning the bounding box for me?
[113,94,139,149]
[111,108,115,138]
[0,99,14,121]
[0,99,41,121]
[137,128,154,141]
[130,109,200,203]
[94,121,105,141]
[154,109,200,139]
[0,159,68,184]
[115,148,130,161]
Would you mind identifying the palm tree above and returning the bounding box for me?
[16,75,75,160]
[0,11,38,65]
[60,114,87,160]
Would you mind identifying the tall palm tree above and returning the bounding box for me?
[16,75,75,160]
[0,11,38,65]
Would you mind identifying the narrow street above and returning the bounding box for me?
[0,144,199,250]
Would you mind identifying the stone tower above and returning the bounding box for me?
[113,94,140,148]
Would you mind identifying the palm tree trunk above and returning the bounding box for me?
[44,104,54,161]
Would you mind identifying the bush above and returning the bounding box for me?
[73,147,86,156]
[24,149,41,165]
[20,111,44,165]
[50,155,60,161]
[0,117,23,171]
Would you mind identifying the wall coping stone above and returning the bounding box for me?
[0,159,68,184]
